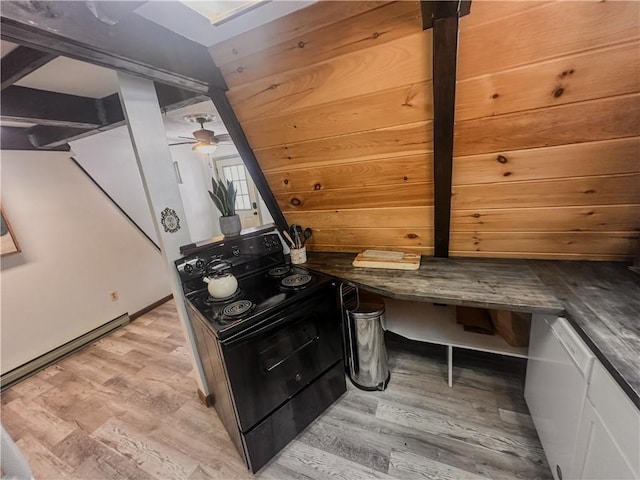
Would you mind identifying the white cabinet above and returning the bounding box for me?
[525,315,594,480]
[526,316,640,480]
[571,400,636,479]
[571,362,640,480]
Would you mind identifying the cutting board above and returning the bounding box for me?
[352,250,421,270]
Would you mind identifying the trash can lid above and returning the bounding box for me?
[348,301,385,319]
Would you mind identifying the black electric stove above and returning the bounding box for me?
[176,233,333,343]
[175,230,346,473]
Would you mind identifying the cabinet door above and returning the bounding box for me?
[587,362,640,474]
[525,315,591,480]
[572,400,636,480]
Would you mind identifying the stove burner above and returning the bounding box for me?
[223,300,255,319]
[205,289,241,305]
[281,273,312,289]
[268,266,292,278]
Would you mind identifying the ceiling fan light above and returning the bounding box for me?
[195,142,217,155]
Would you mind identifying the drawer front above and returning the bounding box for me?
[243,360,346,473]
[550,317,594,378]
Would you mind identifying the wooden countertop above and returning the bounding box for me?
[531,260,640,409]
[305,253,564,314]
[304,252,640,408]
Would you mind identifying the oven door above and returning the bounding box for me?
[221,285,343,432]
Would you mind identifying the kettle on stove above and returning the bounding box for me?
[203,260,238,299]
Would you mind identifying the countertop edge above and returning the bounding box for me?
[304,255,640,409]
[563,313,640,410]
[328,275,565,316]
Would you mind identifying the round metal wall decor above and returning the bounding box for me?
[160,207,181,233]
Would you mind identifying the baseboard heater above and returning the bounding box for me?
[0,313,130,389]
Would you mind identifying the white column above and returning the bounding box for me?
[117,72,207,393]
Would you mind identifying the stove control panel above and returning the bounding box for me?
[262,235,281,250]
[175,232,284,284]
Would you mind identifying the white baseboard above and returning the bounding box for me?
[0,313,130,389]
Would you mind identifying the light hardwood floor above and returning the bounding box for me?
[1,300,551,479]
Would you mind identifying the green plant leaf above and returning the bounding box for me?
[208,189,225,215]
[208,177,237,217]
[227,180,237,216]
[210,179,227,215]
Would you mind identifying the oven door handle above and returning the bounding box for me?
[223,309,310,346]
[264,336,319,372]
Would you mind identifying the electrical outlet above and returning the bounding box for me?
[109,291,119,302]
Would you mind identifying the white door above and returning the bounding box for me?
[215,157,261,229]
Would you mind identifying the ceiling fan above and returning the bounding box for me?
[169,114,232,154]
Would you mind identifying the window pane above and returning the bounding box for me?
[220,163,253,211]
[235,194,250,210]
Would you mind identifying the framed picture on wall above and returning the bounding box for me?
[1,206,21,256]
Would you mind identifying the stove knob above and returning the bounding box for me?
[232,246,240,256]
[195,260,204,270]
[183,264,193,273]
[294,373,302,382]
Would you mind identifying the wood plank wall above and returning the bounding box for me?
[209,1,435,254]
[451,1,640,260]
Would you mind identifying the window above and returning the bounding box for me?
[222,164,251,211]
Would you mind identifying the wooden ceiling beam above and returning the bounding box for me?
[154,83,211,114]
[27,125,102,149]
[0,1,226,93]
[26,83,208,148]
[1,85,104,128]
[0,46,57,90]
[0,126,70,151]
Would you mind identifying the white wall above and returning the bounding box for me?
[70,125,226,244]
[0,151,171,374]
[71,127,277,245]
[71,126,160,245]
[259,193,274,225]
[173,143,222,242]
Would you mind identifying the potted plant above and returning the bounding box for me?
[208,178,241,237]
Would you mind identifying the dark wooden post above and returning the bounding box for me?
[421,1,470,257]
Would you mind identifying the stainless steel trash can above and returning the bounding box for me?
[345,301,390,391]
